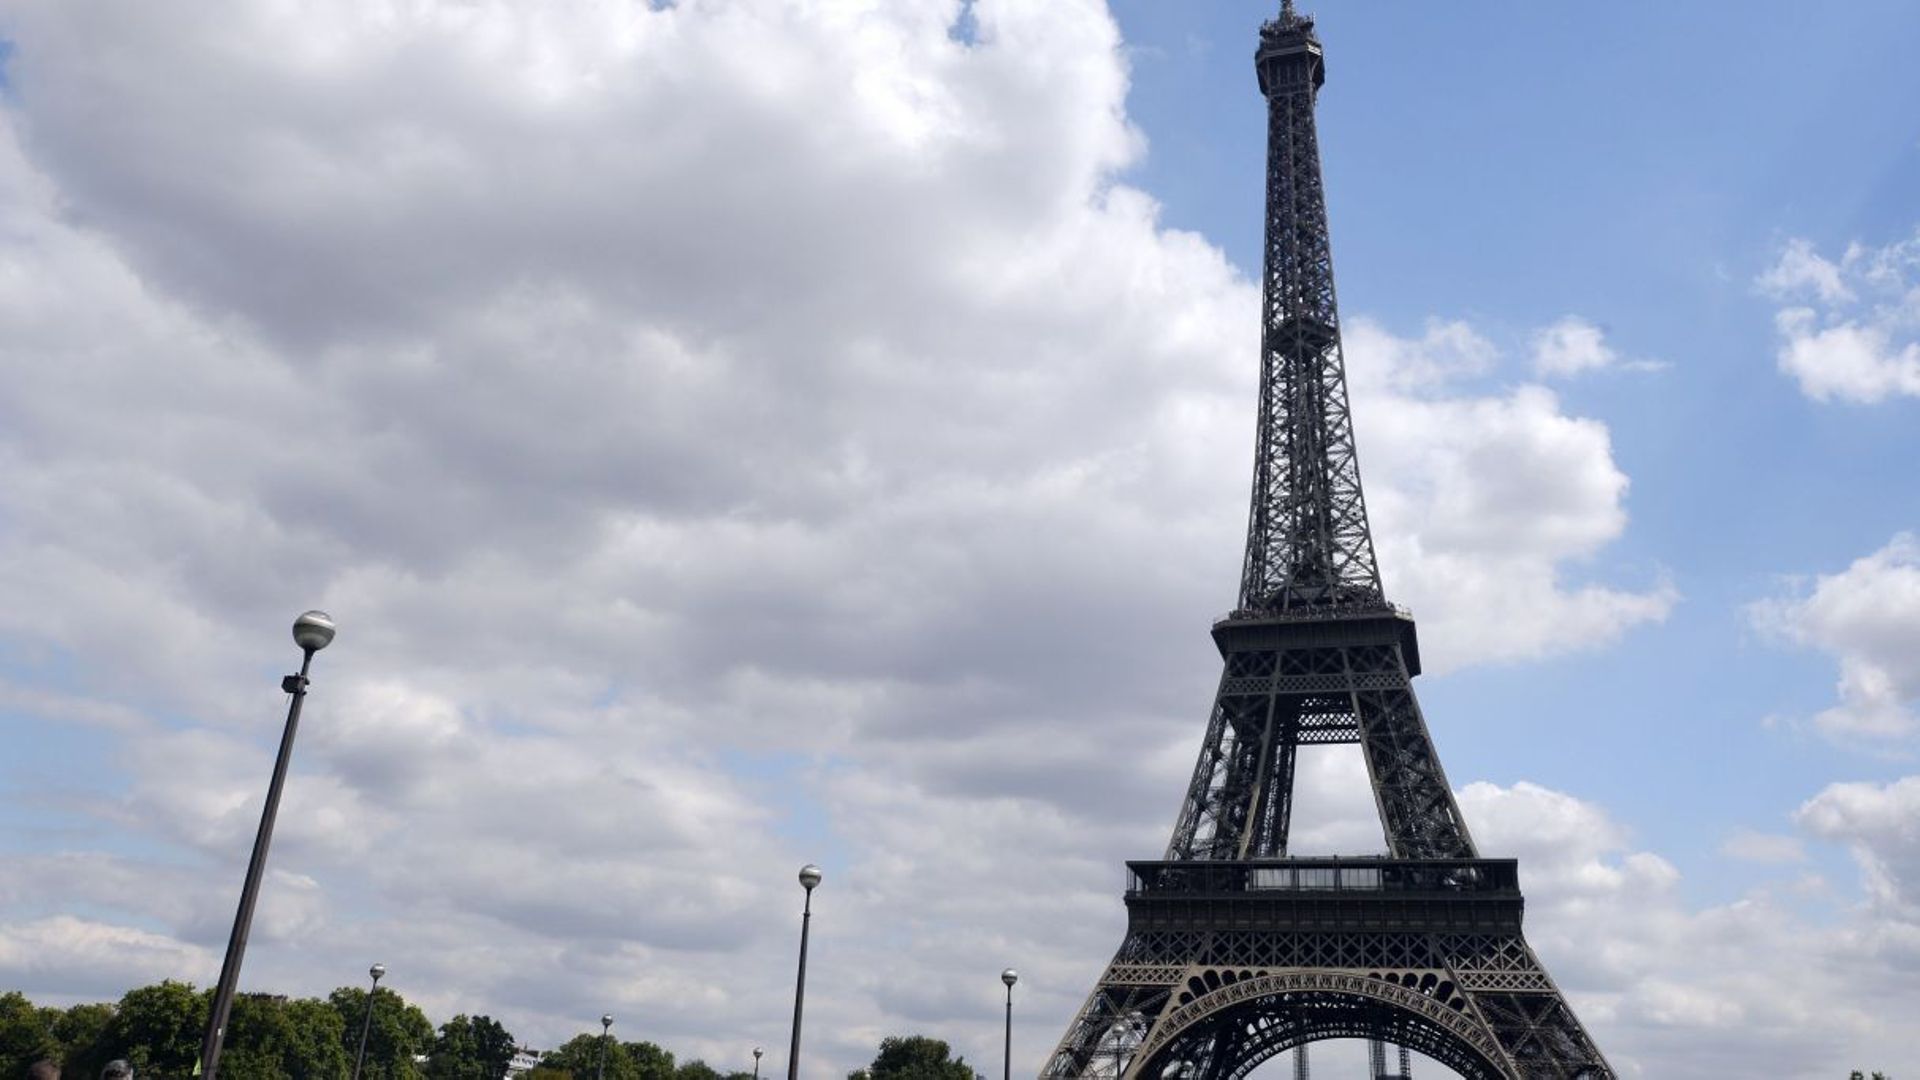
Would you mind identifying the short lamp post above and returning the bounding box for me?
[1001,969,1019,1080]
[197,610,337,1080]
[597,1014,614,1080]
[786,864,823,1080]
[351,962,386,1080]
[753,1047,764,1080]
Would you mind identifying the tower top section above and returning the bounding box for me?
[1256,2,1325,98]
[1234,0,1386,617]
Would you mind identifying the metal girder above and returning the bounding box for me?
[1165,637,1471,862]
[1237,6,1381,617]
[1046,5,1611,1077]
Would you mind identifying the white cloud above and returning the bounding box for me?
[1347,319,1676,671]
[1458,782,1912,1077]
[0,917,215,1001]
[1799,776,1920,920]
[1344,317,1497,388]
[1760,232,1920,402]
[0,0,1687,1073]
[1719,829,1807,864]
[1750,533,1920,740]
[1757,237,1855,305]
[1532,315,1620,378]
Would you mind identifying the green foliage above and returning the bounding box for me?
[0,991,61,1078]
[0,993,125,1079]
[103,980,209,1079]
[1,985,754,1080]
[329,986,434,1080]
[627,1040,676,1080]
[847,1036,980,1080]
[1847,1073,1891,1080]
[681,1061,751,1080]
[542,1033,620,1080]
[216,992,350,1079]
[53,1001,117,1078]
[1,983,424,1080]
[426,1014,517,1080]
[540,1034,680,1080]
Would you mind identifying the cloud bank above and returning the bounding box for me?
[1760,233,1920,402]
[0,0,1876,1075]
[1750,533,1920,740]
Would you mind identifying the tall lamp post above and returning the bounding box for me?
[351,962,386,1080]
[753,1047,764,1080]
[597,1014,614,1080]
[197,610,337,1080]
[1000,969,1018,1080]
[786,863,822,1080]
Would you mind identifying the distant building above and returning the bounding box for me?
[506,1046,547,1078]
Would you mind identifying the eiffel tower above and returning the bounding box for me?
[1042,5,1612,1078]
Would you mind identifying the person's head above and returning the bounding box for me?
[27,1061,60,1080]
[101,1061,133,1080]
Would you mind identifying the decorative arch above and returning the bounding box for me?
[1126,970,1512,1080]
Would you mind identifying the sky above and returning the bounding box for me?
[0,1,1917,1078]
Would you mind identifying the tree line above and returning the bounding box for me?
[39,994,1880,1080]
[0,982,756,1080]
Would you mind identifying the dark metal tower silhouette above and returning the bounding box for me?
[1041,6,1612,1077]
[1370,1039,1412,1080]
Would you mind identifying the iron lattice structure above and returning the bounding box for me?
[1042,6,1612,1077]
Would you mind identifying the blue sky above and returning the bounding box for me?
[1,2,1918,1077]
[1110,0,1920,906]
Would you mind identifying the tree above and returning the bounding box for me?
[328,985,434,1080]
[540,1034,682,1080]
[674,1061,722,1080]
[542,1033,635,1080]
[847,1036,980,1080]
[217,993,350,1079]
[626,1040,676,1080]
[0,990,60,1078]
[426,1014,517,1080]
[54,1001,117,1079]
[102,981,208,1080]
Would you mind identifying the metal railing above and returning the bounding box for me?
[1213,600,1413,629]
[1126,857,1518,897]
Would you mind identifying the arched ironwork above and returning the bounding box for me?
[1128,972,1504,1080]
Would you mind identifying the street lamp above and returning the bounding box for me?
[1001,969,1019,1080]
[351,962,386,1080]
[597,1014,614,1080]
[753,1047,764,1080]
[786,863,822,1080]
[197,610,337,1080]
